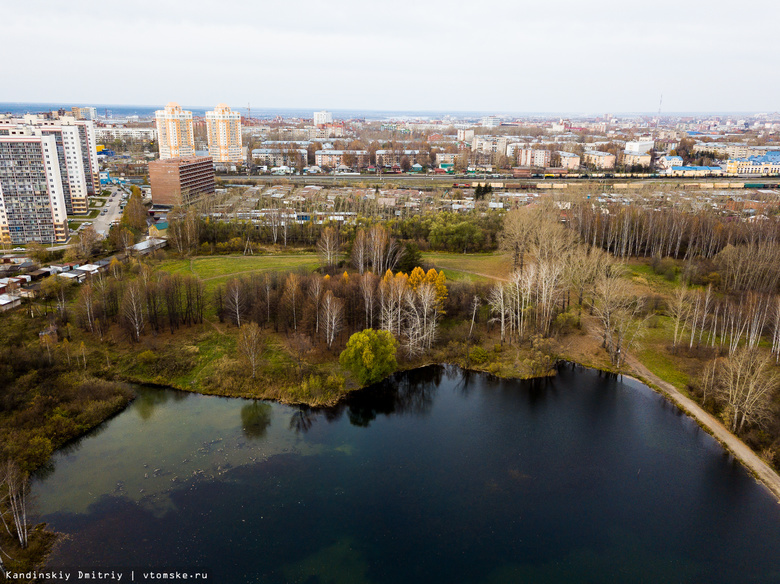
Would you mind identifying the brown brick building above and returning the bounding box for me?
[148,156,215,206]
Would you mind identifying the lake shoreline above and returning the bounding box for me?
[112,349,780,504]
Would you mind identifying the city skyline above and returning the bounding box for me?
[2,0,778,113]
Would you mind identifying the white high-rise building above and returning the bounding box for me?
[313,111,333,126]
[481,116,501,128]
[206,104,243,163]
[0,114,98,213]
[0,132,68,245]
[155,102,195,160]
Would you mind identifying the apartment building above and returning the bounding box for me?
[1,114,99,204]
[623,152,652,167]
[251,149,307,168]
[583,150,616,169]
[625,140,654,155]
[314,150,369,169]
[472,136,509,156]
[155,102,194,159]
[517,149,551,168]
[313,111,333,126]
[206,104,243,163]
[0,133,69,245]
[96,127,158,142]
[436,152,459,165]
[558,151,581,169]
[457,129,475,143]
[148,156,215,206]
[375,150,421,167]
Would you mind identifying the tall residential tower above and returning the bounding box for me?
[155,102,194,160]
[206,104,242,163]
[0,131,68,245]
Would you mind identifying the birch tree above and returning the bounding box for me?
[714,348,779,433]
[0,460,29,549]
[121,281,146,342]
[317,226,340,269]
[238,322,264,378]
[321,290,344,349]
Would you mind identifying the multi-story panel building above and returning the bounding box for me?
[313,111,333,126]
[436,152,459,165]
[148,156,215,206]
[206,104,243,163]
[558,151,581,169]
[314,150,369,169]
[623,152,652,167]
[457,129,475,143]
[251,149,307,168]
[0,133,68,245]
[583,150,616,169]
[96,127,158,142]
[375,150,421,167]
[155,102,194,160]
[517,149,551,168]
[0,115,98,206]
[35,124,89,214]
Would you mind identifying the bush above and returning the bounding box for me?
[469,346,489,365]
[339,329,398,386]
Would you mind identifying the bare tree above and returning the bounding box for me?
[317,226,340,269]
[0,460,29,549]
[321,290,344,349]
[238,322,264,378]
[592,264,647,368]
[283,273,301,331]
[308,275,324,334]
[121,281,146,342]
[76,225,100,259]
[351,229,368,274]
[225,278,248,327]
[359,272,378,329]
[714,348,779,433]
[668,285,691,352]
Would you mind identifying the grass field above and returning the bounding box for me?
[156,254,321,292]
[422,252,511,283]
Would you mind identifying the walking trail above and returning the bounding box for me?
[623,352,780,502]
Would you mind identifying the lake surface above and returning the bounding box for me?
[34,365,780,583]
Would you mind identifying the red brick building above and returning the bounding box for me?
[148,156,215,206]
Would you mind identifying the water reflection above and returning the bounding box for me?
[241,400,272,440]
[289,406,316,434]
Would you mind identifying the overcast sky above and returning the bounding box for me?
[3,0,778,114]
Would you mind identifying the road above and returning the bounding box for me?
[89,185,125,237]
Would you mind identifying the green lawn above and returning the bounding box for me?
[156,254,321,292]
[422,252,511,282]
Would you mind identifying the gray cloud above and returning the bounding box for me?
[2,0,778,112]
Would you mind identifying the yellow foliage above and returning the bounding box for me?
[408,266,426,291]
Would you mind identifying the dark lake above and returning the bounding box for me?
[34,365,780,583]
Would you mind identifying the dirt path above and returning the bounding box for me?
[623,352,780,502]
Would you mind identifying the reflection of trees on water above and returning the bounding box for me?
[241,400,272,440]
[344,365,443,428]
[285,366,447,433]
[134,389,176,421]
[289,406,316,434]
